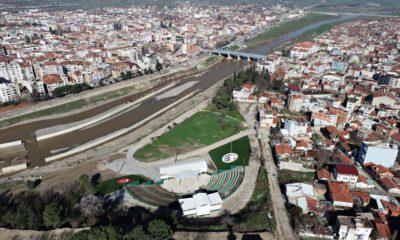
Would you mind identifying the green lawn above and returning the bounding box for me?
[206,103,245,122]
[246,13,338,47]
[228,45,240,51]
[278,170,315,184]
[233,168,275,232]
[134,111,245,162]
[208,136,251,170]
[203,56,218,67]
[95,175,147,195]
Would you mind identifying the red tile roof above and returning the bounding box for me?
[350,191,370,205]
[275,144,293,155]
[381,200,400,217]
[335,164,359,176]
[328,181,353,204]
[317,169,330,181]
[380,177,399,190]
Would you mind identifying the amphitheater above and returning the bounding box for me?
[124,166,245,207]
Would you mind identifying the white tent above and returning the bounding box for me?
[159,159,208,181]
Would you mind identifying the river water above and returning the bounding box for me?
[0,16,352,167]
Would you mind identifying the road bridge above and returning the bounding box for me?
[211,49,265,61]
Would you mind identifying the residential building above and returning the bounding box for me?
[335,214,373,240]
[356,142,398,168]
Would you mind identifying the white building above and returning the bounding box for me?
[282,120,308,137]
[336,215,373,240]
[0,83,21,103]
[288,93,303,112]
[285,183,318,214]
[356,142,398,168]
[333,164,359,188]
[233,84,256,102]
[179,192,222,216]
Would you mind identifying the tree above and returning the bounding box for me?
[272,79,284,92]
[156,61,163,72]
[263,69,270,89]
[79,195,104,225]
[148,220,172,240]
[120,72,126,80]
[43,202,63,228]
[126,71,133,79]
[79,174,94,195]
[87,226,121,240]
[311,133,321,144]
[27,207,39,230]
[124,226,151,240]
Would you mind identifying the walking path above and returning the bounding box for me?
[260,131,297,240]
[0,55,208,121]
[238,102,297,240]
[221,133,260,214]
[103,129,253,181]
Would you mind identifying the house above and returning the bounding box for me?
[290,42,320,58]
[232,84,256,102]
[282,120,309,137]
[288,93,303,112]
[327,181,353,208]
[372,91,396,107]
[275,144,294,159]
[368,164,394,179]
[355,175,374,190]
[317,169,330,182]
[380,177,400,195]
[285,183,318,214]
[356,142,398,168]
[335,214,373,240]
[333,164,359,188]
[312,111,338,129]
[350,191,370,206]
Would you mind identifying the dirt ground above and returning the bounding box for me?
[174,231,274,240]
[14,154,124,194]
[0,145,27,169]
[0,227,88,240]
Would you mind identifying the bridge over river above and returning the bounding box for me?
[211,49,265,61]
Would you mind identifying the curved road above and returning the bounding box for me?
[0,15,351,167]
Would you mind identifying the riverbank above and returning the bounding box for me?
[245,13,338,48]
[276,16,357,51]
[0,55,218,129]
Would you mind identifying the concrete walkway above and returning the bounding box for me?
[0,55,209,121]
[104,129,253,181]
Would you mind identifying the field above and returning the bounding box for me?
[95,174,148,195]
[278,170,315,184]
[208,136,251,170]
[312,0,400,15]
[133,111,245,162]
[246,13,338,47]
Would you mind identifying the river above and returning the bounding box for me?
[0,16,352,167]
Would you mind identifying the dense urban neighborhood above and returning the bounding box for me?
[1,1,400,240]
[0,4,304,105]
[232,18,400,239]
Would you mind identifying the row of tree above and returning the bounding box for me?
[212,64,273,110]
[51,83,91,98]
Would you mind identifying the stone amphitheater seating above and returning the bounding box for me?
[126,185,178,207]
[202,167,243,197]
